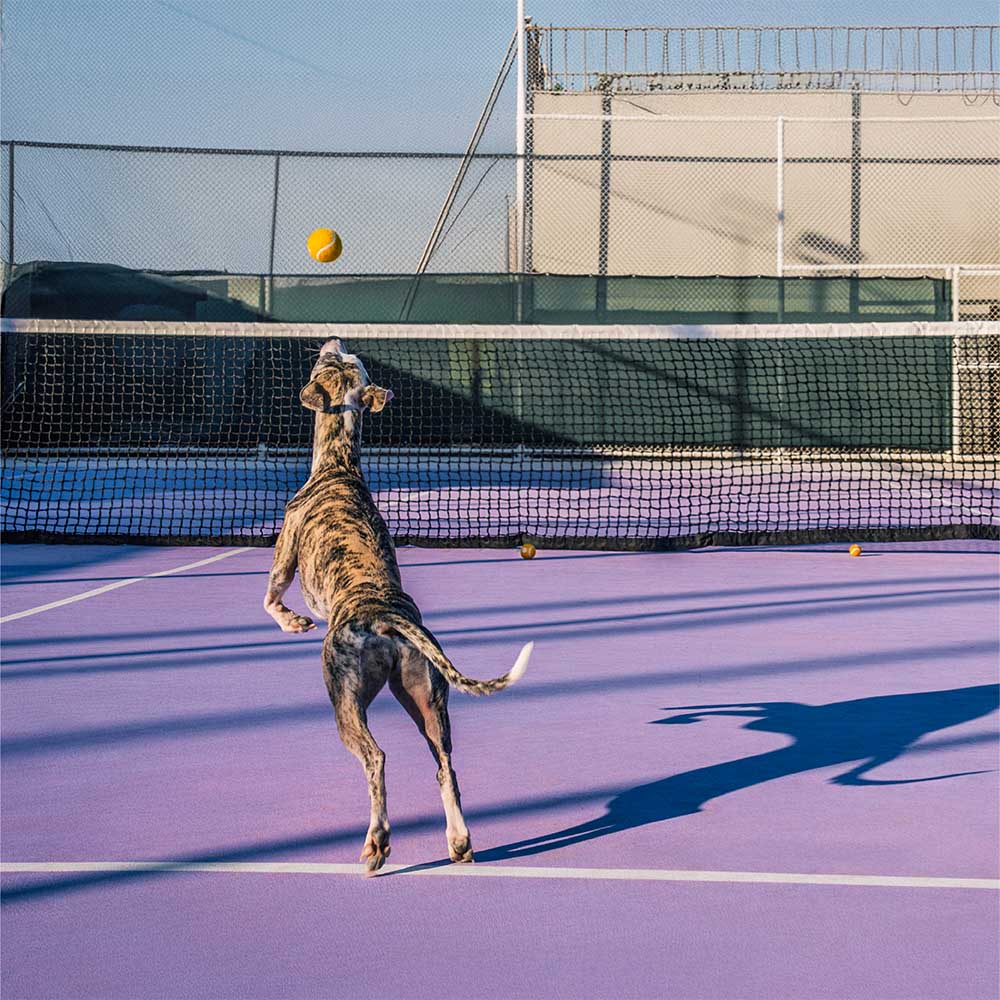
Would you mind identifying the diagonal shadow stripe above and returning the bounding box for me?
[1,585,995,680]
[4,576,994,666]
[2,638,996,757]
[3,573,994,649]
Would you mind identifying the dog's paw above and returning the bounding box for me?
[448,835,475,864]
[361,828,391,874]
[281,614,316,634]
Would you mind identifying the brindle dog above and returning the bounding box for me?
[265,338,532,873]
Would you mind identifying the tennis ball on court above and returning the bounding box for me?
[520,543,537,560]
[849,544,862,557]
[307,227,343,263]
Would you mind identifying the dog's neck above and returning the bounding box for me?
[311,409,363,477]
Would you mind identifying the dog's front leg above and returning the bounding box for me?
[264,526,316,633]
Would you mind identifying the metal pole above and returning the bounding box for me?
[266,153,281,315]
[850,84,862,320]
[516,0,526,275]
[596,91,612,319]
[412,31,516,278]
[399,31,517,322]
[776,116,785,322]
[951,265,960,322]
[6,142,14,267]
[515,0,527,324]
[951,319,961,459]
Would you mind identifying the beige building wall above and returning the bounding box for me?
[529,90,1000,278]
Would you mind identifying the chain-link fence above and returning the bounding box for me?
[5,113,998,275]
[3,17,998,322]
[527,107,999,270]
[0,143,517,276]
[523,102,1000,317]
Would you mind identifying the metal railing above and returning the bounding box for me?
[530,24,1000,96]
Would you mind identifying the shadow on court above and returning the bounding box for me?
[475,685,1000,862]
[4,685,995,903]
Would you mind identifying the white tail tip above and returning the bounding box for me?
[509,641,533,684]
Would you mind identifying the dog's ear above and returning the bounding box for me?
[362,385,393,413]
[299,380,329,412]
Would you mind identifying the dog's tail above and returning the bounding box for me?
[381,614,532,696]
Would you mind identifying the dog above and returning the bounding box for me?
[264,338,532,873]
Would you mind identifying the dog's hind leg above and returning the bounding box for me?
[264,525,315,633]
[390,643,474,863]
[324,629,393,873]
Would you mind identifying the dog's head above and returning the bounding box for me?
[300,338,393,415]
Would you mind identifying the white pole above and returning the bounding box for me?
[951,265,960,322]
[776,116,785,322]
[515,0,526,276]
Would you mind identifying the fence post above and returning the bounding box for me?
[849,84,862,320]
[596,91,612,319]
[515,0,527,324]
[776,116,785,322]
[951,315,962,459]
[6,141,14,268]
[265,153,281,316]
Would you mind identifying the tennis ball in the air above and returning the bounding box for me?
[849,544,862,557]
[307,228,343,263]
[520,543,537,560]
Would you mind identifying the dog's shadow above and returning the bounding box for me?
[474,684,999,862]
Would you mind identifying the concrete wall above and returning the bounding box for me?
[528,90,1000,280]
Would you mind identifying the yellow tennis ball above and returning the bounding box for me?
[849,544,862,557]
[307,228,342,263]
[520,543,537,560]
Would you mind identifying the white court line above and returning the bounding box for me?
[0,548,255,624]
[1,861,996,890]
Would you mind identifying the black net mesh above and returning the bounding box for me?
[1,319,997,549]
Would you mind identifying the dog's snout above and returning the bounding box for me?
[320,338,345,357]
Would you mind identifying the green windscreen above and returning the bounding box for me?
[2,262,951,326]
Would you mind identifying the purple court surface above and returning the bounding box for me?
[2,540,998,999]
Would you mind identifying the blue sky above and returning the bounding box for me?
[3,0,998,151]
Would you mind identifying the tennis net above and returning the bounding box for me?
[1,319,997,548]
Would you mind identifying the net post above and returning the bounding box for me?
[950,266,961,322]
[776,116,785,322]
[951,325,962,460]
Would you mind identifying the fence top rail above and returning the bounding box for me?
[532,24,1000,31]
[0,140,503,159]
[529,113,1000,124]
[532,25,999,94]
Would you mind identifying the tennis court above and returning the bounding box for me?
[1,318,998,998]
[3,7,1000,998]
[2,536,998,998]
